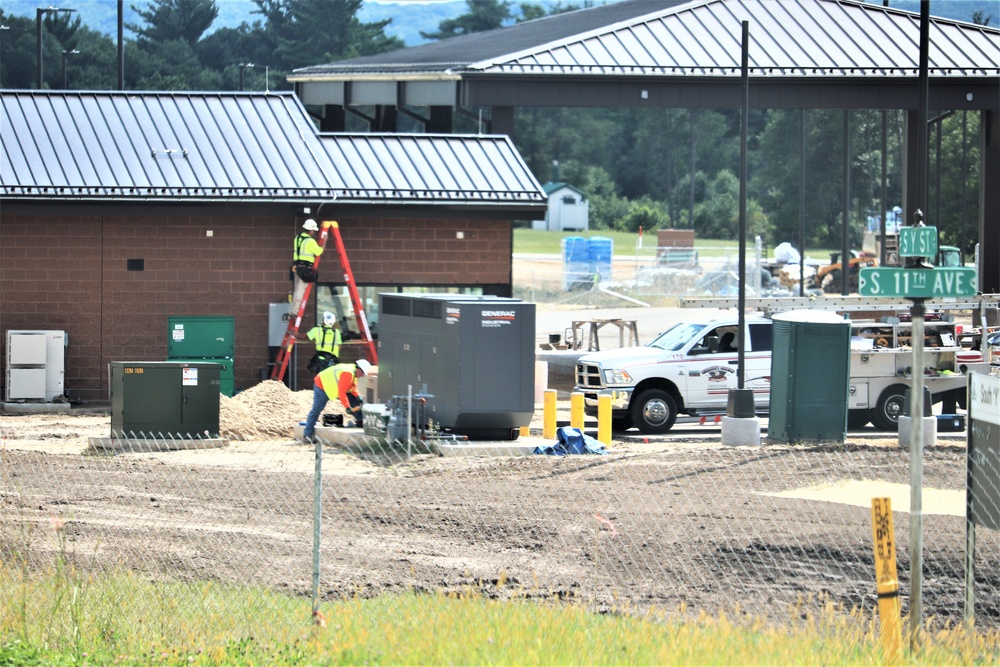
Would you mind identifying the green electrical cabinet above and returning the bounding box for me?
[767,311,850,444]
[167,316,234,396]
[111,361,221,438]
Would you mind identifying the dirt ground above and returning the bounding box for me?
[3,261,996,629]
[2,380,995,630]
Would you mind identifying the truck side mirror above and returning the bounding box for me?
[705,335,719,354]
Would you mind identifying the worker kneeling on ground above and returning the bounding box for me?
[303,359,371,441]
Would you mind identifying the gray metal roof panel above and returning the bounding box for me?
[476,0,1000,76]
[293,0,997,79]
[291,0,690,77]
[317,133,546,204]
[1,91,545,207]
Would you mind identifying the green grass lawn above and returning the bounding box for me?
[3,568,998,666]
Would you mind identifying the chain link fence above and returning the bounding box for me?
[3,410,999,636]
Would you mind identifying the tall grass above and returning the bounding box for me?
[3,558,998,665]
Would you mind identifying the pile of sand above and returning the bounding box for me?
[219,380,346,440]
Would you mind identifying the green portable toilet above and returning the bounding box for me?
[167,316,235,396]
[767,310,850,444]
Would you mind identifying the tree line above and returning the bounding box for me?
[0,0,988,255]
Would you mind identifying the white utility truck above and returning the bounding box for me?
[573,315,984,434]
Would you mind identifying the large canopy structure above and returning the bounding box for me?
[290,0,1000,294]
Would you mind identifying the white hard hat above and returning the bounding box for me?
[355,359,372,375]
[323,311,335,325]
[303,219,319,231]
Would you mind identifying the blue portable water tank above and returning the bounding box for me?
[563,236,589,263]
[588,237,613,282]
[562,236,591,291]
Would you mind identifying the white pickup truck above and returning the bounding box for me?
[573,316,984,434]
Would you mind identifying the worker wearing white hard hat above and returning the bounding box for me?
[290,219,324,315]
[302,310,342,373]
[303,359,372,439]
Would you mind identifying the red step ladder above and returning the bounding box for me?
[271,221,377,382]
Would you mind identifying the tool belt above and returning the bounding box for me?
[293,262,317,283]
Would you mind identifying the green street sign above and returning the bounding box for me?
[899,226,938,258]
[858,266,978,298]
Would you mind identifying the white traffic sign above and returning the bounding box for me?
[858,267,977,298]
[899,226,938,258]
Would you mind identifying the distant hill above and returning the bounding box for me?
[0,0,994,48]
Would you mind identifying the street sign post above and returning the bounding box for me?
[858,267,977,298]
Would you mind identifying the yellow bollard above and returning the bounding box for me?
[598,394,612,446]
[570,392,584,430]
[871,497,903,663]
[520,425,530,438]
[543,389,557,440]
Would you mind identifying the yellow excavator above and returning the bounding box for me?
[814,251,879,293]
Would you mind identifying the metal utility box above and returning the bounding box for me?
[377,294,536,439]
[5,330,66,402]
[268,303,290,347]
[768,311,850,443]
[167,316,234,396]
[111,361,220,438]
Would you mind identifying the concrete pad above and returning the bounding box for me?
[721,416,762,446]
[436,438,542,457]
[898,415,938,448]
[88,437,228,453]
[3,402,72,414]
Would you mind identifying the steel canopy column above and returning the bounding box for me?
[489,106,514,136]
[980,109,1000,296]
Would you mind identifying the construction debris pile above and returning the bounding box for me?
[219,380,345,440]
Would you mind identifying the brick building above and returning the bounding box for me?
[0,91,545,400]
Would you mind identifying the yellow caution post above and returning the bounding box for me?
[543,389,557,440]
[871,497,903,663]
[570,392,584,429]
[598,394,612,446]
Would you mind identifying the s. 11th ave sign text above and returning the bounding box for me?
[858,267,978,298]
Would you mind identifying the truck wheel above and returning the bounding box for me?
[612,415,634,432]
[847,409,870,430]
[631,389,677,434]
[871,384,908,431]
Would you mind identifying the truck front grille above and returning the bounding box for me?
[576,362,604,388]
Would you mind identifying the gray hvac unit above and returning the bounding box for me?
[378,294,535,440]
[6,330,66,402]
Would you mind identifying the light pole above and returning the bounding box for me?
[239,62,254,91]
[36,6,76,89]
[61,48,79,88]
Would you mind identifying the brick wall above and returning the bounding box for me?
[1,207,513,401]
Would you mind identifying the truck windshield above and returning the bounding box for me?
[648,323,706,352]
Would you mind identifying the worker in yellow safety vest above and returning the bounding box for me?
[303,311,342,373]
[290,219,323,314]
[303,359,371,441]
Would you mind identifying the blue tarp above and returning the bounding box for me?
[534,427,609,456]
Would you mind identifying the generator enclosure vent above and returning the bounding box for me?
[110,361,220,438]
[377,294,535,439]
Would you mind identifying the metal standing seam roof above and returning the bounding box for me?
[291,0,1000,80]
[0,90,546,206]
[318,133,545,204]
